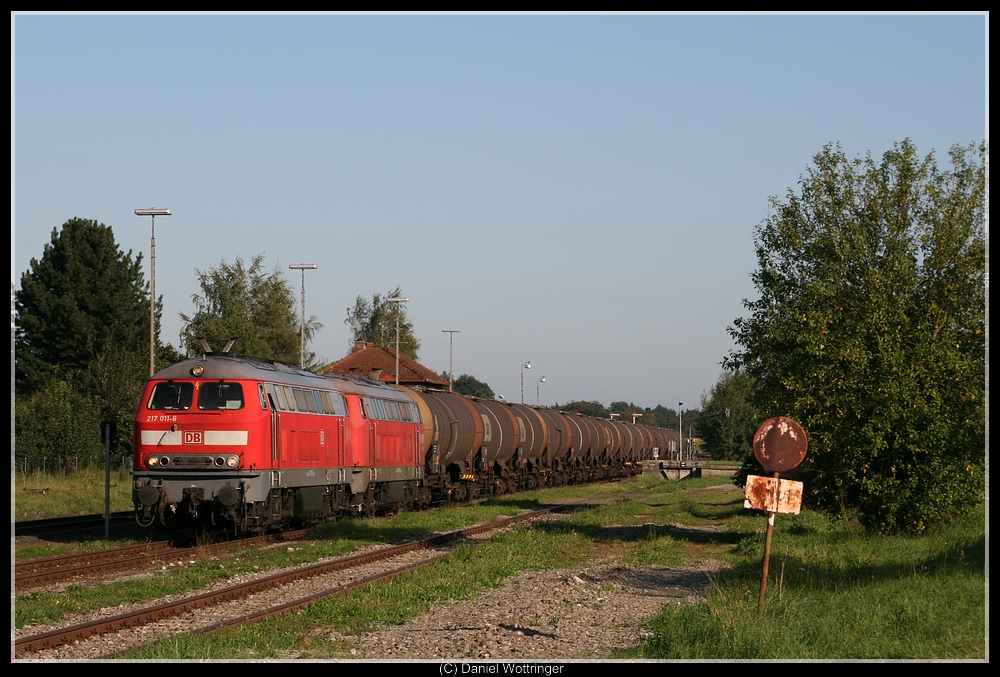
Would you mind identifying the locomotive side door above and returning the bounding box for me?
[264,384,288,469]
[359,397,376,467]
[267,392,282,469]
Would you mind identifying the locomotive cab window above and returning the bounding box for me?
[147,382,194,410]
[198,381,245,410]
[265,384,287,410]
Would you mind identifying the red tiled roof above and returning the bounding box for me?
[321,341,449,388]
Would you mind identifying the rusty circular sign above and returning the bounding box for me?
[753,416,807,473]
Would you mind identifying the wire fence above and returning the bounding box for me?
[14,454,132,479]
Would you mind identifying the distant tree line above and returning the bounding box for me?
[436,373,702,439]
[558,401,701,436]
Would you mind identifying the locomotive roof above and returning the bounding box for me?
[324,372,418,400]
[151,354,330,385]
[152,354,417,401]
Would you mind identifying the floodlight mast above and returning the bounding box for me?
[134,208,172,376]
[387,297,408,384]
[442,328,460,392]
[678,401,684,461]
[289,264,317,367]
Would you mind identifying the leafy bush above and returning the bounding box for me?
[727,140,985,533]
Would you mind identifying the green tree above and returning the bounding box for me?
[698,370,759,461]
[180,254,320,365]
[608,401,637,418]
[345,286,421,359]
[451,373,495,399]
[726,140,985,533]
[89,341,149,460]
[15,380,104,470]
[643,405,677,429]
[15,217,151,395]
[560,400,610,418]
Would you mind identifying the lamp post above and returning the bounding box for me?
[387,297,408,384]
[134,207,171,376]
[442,328,460,392]
[678,401,684,461]
[520,361,531,404]
[536,375,546,406]
[289,264,317,367]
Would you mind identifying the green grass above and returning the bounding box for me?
[13,465,134,521]
[619,504,986,660]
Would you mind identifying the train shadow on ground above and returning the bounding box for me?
[15,520,166,548]
[479,497,552,511]
[531,514,746,547]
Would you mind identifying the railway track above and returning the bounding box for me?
[14,507,562,660]
[15,531,309,590]
[15,540,176,589]
[14,511,135,537]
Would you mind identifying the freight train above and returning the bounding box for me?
[132,352,676,535]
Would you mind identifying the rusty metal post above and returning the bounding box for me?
[758,470,779,613]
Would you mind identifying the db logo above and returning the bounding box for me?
[183,431,204,445]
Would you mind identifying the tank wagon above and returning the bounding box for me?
[132,353,676,535]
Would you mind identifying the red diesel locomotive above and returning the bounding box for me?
[132,353,676,534]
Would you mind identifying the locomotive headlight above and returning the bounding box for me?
[190,365,205,377]
[147,455,159,467]
[226,455,239,468]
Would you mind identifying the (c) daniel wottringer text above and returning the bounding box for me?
[439,663,566,676]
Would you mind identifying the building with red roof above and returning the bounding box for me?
[321,341,449,389]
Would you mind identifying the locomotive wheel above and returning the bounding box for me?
[416,487,432,508]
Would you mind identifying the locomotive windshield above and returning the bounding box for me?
[147,382,194,410]
[198,381,245,410]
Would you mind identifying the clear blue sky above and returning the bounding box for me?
[12,12,988,412]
